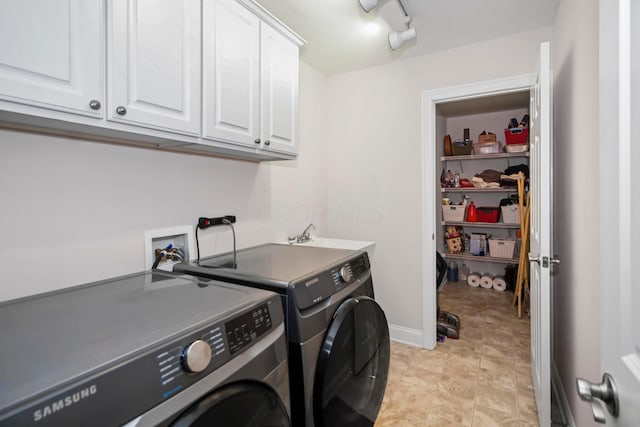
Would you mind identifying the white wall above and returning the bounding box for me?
[552,0,601,425]
[0,61,328,302]
[325,27,552,338]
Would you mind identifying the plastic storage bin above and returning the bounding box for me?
[505,143,528,153]
[489,238,516,258]
[476,207,500,223]
[501,205,520,224]
[474,142,501,155]
[504,127,529,145]
[442,204,466,222]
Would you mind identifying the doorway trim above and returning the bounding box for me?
[421,74,534,349]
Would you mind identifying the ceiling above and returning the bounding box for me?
[437,91,530,117]
[255,0,559,75]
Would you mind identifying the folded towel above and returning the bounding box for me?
[471,176,500,188]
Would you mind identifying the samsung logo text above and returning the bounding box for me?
[33,385,97,422]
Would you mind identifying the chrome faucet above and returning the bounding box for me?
[290,223,315,244]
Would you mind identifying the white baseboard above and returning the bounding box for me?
[388,323,424,347]
[552,362,576,427]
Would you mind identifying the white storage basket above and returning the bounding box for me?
[489,238,516,259]
[501,205,520,224]
[442,204,466,222]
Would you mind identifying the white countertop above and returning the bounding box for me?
[278,237,376,257]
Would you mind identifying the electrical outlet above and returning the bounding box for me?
[144,226,195,271]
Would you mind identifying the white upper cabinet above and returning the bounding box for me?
[202,0,260,147]
[0,0,302,160]
[260,24,299,155]
[202,0,300,155]
[107,0,201,135]
[0,0,103,117]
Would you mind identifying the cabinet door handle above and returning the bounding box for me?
[264,139,271,146]
[116,106,127,116]
[254,138,261,144]
[89,99,101,110]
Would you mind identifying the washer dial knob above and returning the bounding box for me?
[183,340,212,373]
[339,266,353,283]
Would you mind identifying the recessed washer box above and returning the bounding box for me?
[144,226,195,271]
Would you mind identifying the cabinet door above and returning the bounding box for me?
[202,0,260,147]
[0,0,103,117]
[260,24,299,155]
[108,0,201,135]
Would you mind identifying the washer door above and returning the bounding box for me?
[313,296,390,427]
[172,382,290,427]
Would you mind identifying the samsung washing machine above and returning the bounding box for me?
[174,243,390,427]
[0,271,290,427]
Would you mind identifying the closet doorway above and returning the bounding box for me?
[421,42,553,427]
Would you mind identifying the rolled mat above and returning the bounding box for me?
[467,273,481,287]
[480,274,494,289]
[493,275,507,292]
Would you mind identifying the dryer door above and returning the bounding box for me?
[172,382,290,426]
[313,296,390,426]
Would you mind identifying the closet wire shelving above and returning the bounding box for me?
[440,151,529,266]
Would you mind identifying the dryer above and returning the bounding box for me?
[174,243,390,426]
[0,271,290,427]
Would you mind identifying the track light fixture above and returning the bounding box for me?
[358,0,378,13]
[357,0,417,50]
[388,27,417,50]
[389,0,416,50]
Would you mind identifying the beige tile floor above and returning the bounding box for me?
[375,280,538,427]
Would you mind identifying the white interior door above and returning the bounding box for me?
[529,41,553,427]
[588,0,640,424]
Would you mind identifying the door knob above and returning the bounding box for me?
[89,99,101,110]
[576,373,619,424]
[116,106,127,115]
[254,138,261,144]
[528,253,540,264]
[550,255,560,264]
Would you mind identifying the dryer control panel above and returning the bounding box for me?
[293,252,371,310]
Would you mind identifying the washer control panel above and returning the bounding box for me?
[155,303,271,399]
[226,304,272,355]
